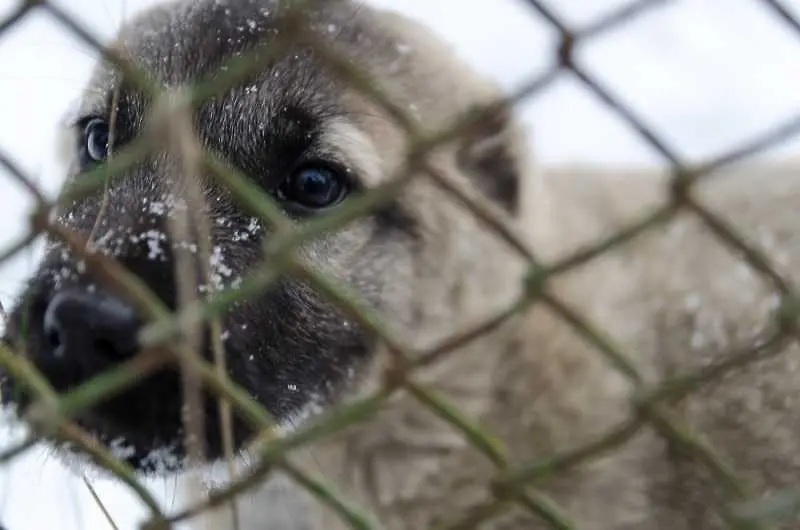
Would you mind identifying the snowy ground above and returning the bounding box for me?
[0,0,798,528]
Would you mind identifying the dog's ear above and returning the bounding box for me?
[454,101,526,214]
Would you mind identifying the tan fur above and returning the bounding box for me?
[198,159,800,530]
[89,3,800,530]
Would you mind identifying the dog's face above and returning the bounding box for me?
[1,0,525,475]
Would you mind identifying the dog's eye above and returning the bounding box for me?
[81,118,110,165]
[277,163,349,211]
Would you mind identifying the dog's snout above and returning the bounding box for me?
[43,289,140,363]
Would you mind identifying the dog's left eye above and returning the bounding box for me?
[277,163,349,211]
[80,118,111,165]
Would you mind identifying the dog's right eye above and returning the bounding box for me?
[276,162,350,213]
[79,118,111,166]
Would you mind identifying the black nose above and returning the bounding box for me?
[43,289,141,363]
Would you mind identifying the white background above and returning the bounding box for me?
[0,0,798,528]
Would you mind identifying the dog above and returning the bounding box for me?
[4,1,800,529]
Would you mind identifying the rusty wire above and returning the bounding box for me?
[0,0,799,529]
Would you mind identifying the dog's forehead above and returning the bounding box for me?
[115,0,282,83]
[76,1,381,129]
[107,0,370,85]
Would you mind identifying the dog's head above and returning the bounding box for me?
[1,0,530,475]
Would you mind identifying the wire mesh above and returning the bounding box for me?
[1,0,800,529]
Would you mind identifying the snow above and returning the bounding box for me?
[0,0,797,528]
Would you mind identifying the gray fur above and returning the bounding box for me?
[5,1,800,529]
[2,0,529,524]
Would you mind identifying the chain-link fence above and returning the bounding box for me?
[1,0,800,529]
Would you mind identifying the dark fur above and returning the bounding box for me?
[1,0,520,476]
